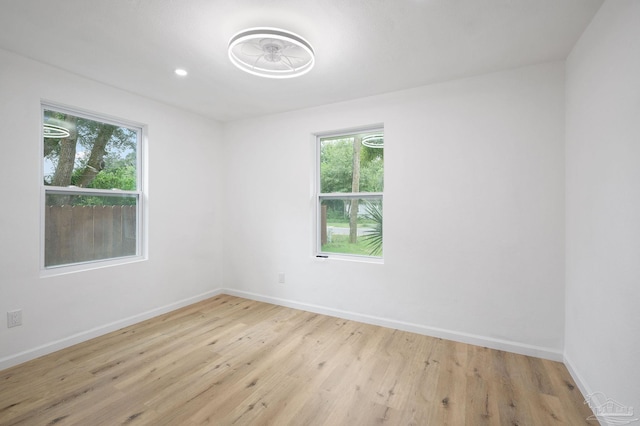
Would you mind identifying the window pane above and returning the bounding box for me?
[43,110,138,190]
[319,198,382,257]
[320,132,383,193]
[44,193,138,267]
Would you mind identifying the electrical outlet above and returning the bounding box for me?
[7,310,22,328]
[278,273,286,284]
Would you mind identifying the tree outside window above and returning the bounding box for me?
[42,106,143,269]
[318,129,383,258]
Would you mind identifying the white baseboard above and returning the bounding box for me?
[563,353,598,408]
[223,288,564,362]
[1,287,565,372]
[0,288,224,371]
[564,354,602,425]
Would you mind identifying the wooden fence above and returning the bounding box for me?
[45,205,136,267]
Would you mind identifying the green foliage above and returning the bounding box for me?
[71,153,137,191]
[319,133,384,256]
[360,156,383,192]
[320,136,384,222]
[89,165,136,190]
[76,118,136,154]
[320,137,384,194]
[320,139,353,193]
[361,201,383,256]
[360,144,383,164]
[72,195,136,206]
[45,193,136,206]
[43,109,137,190]
[325,203,347,221]
[321,235,372,255]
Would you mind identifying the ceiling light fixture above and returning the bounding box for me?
[228,28,315,79]
[174,68,188,76]
[43,123,70,139]
[362,134,384,148]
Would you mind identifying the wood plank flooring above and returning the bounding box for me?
[0,295,595,425]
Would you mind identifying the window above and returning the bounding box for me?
[317,128,384,259]
[42,104,144,270]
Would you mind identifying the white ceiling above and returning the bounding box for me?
[0,0,603,122]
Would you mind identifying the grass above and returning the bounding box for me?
[321,234,382,256]
[327,220,376,228]
[327,222,349,228]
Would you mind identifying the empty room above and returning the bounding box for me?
[1,0,638,424]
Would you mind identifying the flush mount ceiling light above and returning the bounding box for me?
[228,28,315,79]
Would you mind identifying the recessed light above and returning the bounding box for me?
[228,28,315,79]
[174,68,188,77]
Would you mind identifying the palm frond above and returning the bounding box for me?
[361,201,383,256]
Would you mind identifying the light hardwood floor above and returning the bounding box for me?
[0,295,595,425]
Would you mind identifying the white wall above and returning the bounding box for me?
[0,49,224,369]
[222,61,566,359]
[1,3,635,412]
[565,0,640,413]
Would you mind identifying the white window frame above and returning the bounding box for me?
[40,102,147,276]
[314,126,384,263]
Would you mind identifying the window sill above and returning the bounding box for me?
[314,254,384,265]
[40,255,147,278]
